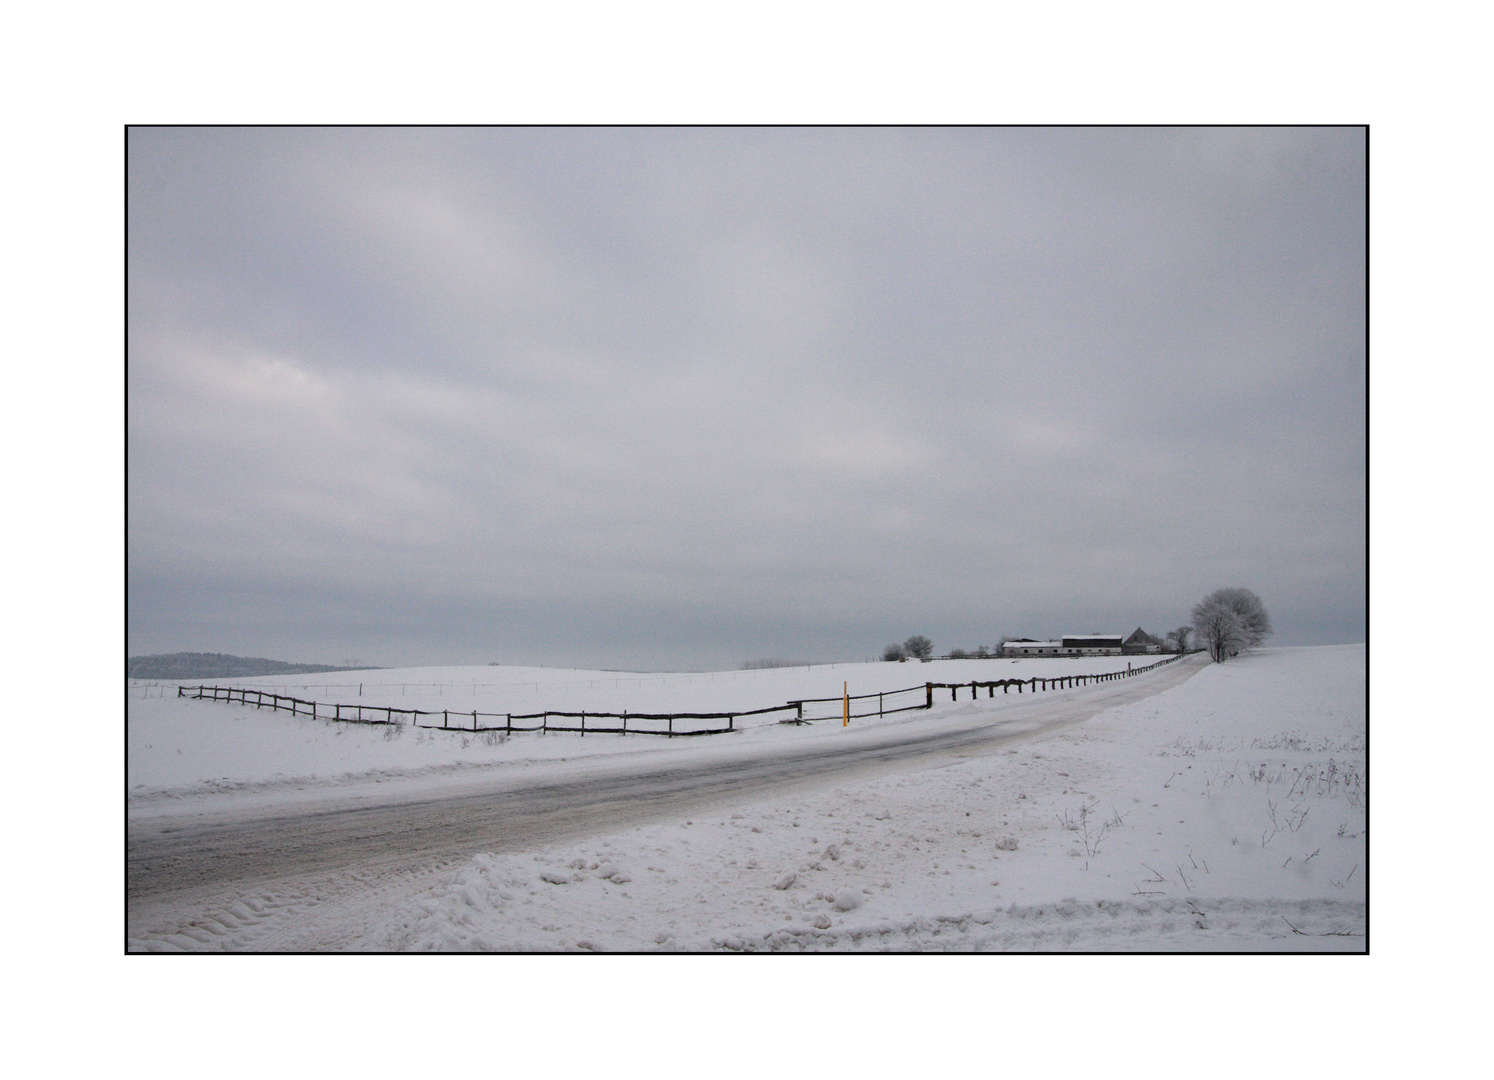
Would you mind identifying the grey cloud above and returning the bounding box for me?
[128,127,1365,669]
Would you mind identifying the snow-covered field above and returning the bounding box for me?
[127,646,1364,951]
[128,654,1159,799]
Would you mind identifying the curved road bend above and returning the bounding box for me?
[128,654,1208,909]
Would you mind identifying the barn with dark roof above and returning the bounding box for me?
[1122,628,1162,655]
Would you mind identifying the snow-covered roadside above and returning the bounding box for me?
[384,645,1364,952]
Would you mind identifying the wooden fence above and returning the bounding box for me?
[176,684,798,736]
[177,654,1181,737]
[920,653,1181,705]
[783,683,932,723]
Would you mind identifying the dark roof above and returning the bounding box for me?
[1124,627,1160,646]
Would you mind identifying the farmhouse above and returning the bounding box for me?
[1001,634,1124,657]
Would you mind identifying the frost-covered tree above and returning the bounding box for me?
[1215,588,1273,647]
[1167,626,1192,653]
[1193,603,1244,662]
[1191,588,1271,662]
[882,643,906,661]
[903,635,933,661]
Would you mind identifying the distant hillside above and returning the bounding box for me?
[126,652,382,680]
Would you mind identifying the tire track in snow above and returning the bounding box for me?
[710,897,1367,952]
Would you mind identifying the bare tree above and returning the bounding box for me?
[1193,603,1243,662]
[1191,589,1271,662]
[903,635,933,661]
[1167,626,1192,653]
[882,643,906,662]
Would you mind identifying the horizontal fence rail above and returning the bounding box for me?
[173,685,800,737]
[175,654,1181,737]
[784,684,932,723]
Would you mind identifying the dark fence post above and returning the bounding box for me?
[926,683,933,708]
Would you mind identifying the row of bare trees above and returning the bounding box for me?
[876,589,1270,667]
[883,635,934,662]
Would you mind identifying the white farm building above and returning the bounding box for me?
[1002,635,1124,657]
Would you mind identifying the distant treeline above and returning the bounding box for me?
[739,658,811,670]
[126,652,383,680]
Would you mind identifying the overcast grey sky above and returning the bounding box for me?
[127,127,1364,670]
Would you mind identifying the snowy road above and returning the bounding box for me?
[127,654,1209,948]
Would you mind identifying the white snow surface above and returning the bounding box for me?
[127,646,1365,951]
[127,654,1154,800]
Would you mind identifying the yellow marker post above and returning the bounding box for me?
[843,681,849,727]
